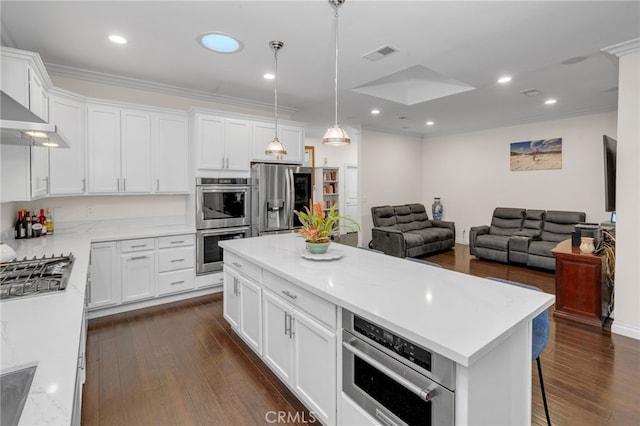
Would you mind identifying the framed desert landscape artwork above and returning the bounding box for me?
[510,138,562,171]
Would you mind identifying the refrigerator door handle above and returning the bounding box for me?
[286,167,293,229]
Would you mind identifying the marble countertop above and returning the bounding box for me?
[220,233,556,367]
[0,217,196,425]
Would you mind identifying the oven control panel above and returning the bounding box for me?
[353,315,432,372]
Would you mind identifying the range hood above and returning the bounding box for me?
[0,90,70,148]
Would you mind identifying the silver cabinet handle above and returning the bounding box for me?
[282,290,297,300]
[170,258,185,263]
[157,179,160,192]
[81,178,86,192]
[43,176,49,193]
[289,316,295,338]
[221,157,225,168]
[170,240,185,244]
[170,280,185,286]
[284,312,289,336]
[130,244,148,248]
[128,255,148,261]
[117,178,120,192]
[232,262,242,268]
[233,277,239,296]
[226,157,229,168]
[123,178,126,192]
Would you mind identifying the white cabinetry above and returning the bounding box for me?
[49,92,86,195]
[87,103,151,193]
[223,257,263,355]
[262,271,336,425]
[250,121,304,164]
[30,146,49,199]
[1,47,50,121]
[120,238,155,303]
[0,145,30,202]
[153,113,189,193]
[88,242,120,309]
[157,234,195,295]
[194,113,251,171]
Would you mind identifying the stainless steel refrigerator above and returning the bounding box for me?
[251,163,313,236]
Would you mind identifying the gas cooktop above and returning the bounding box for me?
[0,254,75,300]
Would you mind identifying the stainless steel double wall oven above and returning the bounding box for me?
[195,178,250,275]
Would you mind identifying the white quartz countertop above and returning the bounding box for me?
[1,218,195,425]
[220,234,555,367]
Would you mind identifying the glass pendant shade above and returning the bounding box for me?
[322,126,350,146]
[265,137,287,156]
[266,40,287,156]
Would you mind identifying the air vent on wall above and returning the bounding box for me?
[363,45,399,61]
[520,88,543,97]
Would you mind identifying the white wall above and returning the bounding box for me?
[612,50,640,339]
[360,129,423,245]
[421,112,617,244]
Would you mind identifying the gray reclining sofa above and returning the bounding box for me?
[370,204,455,258]
[469,207,586,271]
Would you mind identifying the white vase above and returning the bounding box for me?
[580,237,595,254]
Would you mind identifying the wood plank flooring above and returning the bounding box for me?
[82,244,640,425]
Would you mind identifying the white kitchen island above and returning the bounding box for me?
[220,233,555,426]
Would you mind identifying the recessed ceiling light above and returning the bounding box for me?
[109,34,128,44]
[498,76,512,84]
[200,32,243,53]
[426,121,435,126]
[264,73,275,80]
[371,109,380,115]
[545,98,557,105]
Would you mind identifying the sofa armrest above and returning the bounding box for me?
[431,220,455,231]
[469,225,490,256]
[371,226,406,258]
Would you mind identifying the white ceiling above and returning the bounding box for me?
[1,1,639,139]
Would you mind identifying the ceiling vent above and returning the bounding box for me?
[520,88,543,97]
[362,45,399,61]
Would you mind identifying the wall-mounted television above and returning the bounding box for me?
[603,135,617,213]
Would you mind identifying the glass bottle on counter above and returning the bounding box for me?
[46,208,54,234]
[14,211,26,239]
[25,211,32,239]
[38,209,47,235]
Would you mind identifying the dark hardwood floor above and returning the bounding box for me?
[82,244,640,425]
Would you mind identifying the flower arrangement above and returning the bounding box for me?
[294,202,360,244]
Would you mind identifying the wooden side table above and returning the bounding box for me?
[551,239,607,328]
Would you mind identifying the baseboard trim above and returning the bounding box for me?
[612,321,640,340]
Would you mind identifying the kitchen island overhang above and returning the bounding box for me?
[220,233,555,425]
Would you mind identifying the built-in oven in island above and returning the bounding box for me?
[195,178,251,275]
[342,309,456,426]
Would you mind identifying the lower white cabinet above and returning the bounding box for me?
[223,266,263,355]
[88,241,120,309]
[262,290,336,425]
[121,249,155,303]
[89,234,196,313]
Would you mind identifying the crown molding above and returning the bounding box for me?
[44,63,299,116]
[601,38,640,57]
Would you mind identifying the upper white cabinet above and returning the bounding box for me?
[49,92,86,195]
[87,103,151,194]
[1,47,50,122]
[30,146,49,199]
[250,121,304,164]
[194,113,251,171]
[153,113,189,193]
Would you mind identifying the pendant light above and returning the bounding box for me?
[265,40,287,157]
[323,0,350,146]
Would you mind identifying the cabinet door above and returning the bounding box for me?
[195,114,225,170]
[293,309,337,425]
[87,104,121,193]
[49,94,86,195]
[28,67,47,121]
[30,146,49,198]
[1,55,29,109]
[223,268,240,329]
[121,108,151,193]
[0,145,30,202]
[89,242,120,309]
[238,275,262,355]
[250,121,276,163]
[263,291,294,383]
[278,124,304,164]
[121,251,155,303]
[225,118,251,171]
[154,113,189,193]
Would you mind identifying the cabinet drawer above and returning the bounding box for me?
[120,238,155,253]
[158,246,195,272]
[158,234,195,249]
[263,270,336,329]
[158,269,195,295]
[225,252,261,283]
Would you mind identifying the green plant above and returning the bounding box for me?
[294,202,360,243]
